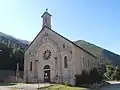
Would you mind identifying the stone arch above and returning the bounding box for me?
[36,42,57,60]
[44,65,50,69]
[37,36,60,52]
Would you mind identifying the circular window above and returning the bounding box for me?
[43,50,51,60]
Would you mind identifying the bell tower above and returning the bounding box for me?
[41,9,52,28]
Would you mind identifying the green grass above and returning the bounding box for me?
[39,84,89,90]
[10,87,19,90]
[0,82,26,86]
[0,83,17,86]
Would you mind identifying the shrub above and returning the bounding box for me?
[75,68,103,85]
[104,65,120,81]
[75,70,90,85]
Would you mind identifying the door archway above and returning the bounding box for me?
[44,65,50,82]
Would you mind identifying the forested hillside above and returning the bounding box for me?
[0,32,120,70]
[74,40,120,66]
[0,42,25,70]
[0,32,29,70]
[0,32,29,49]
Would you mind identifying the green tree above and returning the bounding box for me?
[0,42,14,69]
[104,65,115,80]
[0,41,25,70]
[12,47,24,70]
[111,66,120,81]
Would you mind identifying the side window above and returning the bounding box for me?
[45,16,47,23]
[88,60,89,67]
[30,61,32,71]
[83,57,84,66]
[64,56,68,68]
[55,57,57,65]
[63,44,65,48]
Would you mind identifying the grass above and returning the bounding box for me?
[39,84,89,90]
[10,87,19,90]
[0,83,17,86]
[0,82,26,86]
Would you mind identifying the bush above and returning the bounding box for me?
[90,68,103,83]
[75,68,103,85]
[75,70,90,85]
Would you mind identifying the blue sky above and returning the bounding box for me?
[0,0,120,54]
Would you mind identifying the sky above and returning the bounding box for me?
[0,0,120,54]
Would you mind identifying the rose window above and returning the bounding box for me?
[43,50,51,60]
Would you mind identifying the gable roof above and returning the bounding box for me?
[25,26,97,59]
[41,12,52,17]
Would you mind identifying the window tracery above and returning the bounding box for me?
[43,50,51,60]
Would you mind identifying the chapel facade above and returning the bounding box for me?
[24,10,99,85]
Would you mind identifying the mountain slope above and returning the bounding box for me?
[0,32,120,66]
[74,40,120,65]
[0,32,29,49]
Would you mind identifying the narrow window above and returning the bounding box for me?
[45,16,47,23]
[45,38,48,41]
[64,56,68,68]
[70,51,72,55]
[83,57,84,66]
[63,44,65,48]
[29,52,31,55]
[55,57,58,69]
[55,57,57,65]
[80,57,81,66]
[35,60,38,77]
[30,61,32,71]
[88,60,89,67]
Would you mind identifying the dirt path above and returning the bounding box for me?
[0,86,11,90]
[0,83,51,90]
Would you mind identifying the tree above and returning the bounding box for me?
[12,47,24,70]
[0,41,25,70]
[111,66,120,81]
[98,64,106,80]
[104,65,115,80]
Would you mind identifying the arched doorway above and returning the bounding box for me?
[44,65,50,82]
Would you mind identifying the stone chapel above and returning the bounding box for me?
[24,9,99,85]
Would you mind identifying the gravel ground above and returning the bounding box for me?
[0,86,11,90]
[0,83,51,90]
[0,81,120,90]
